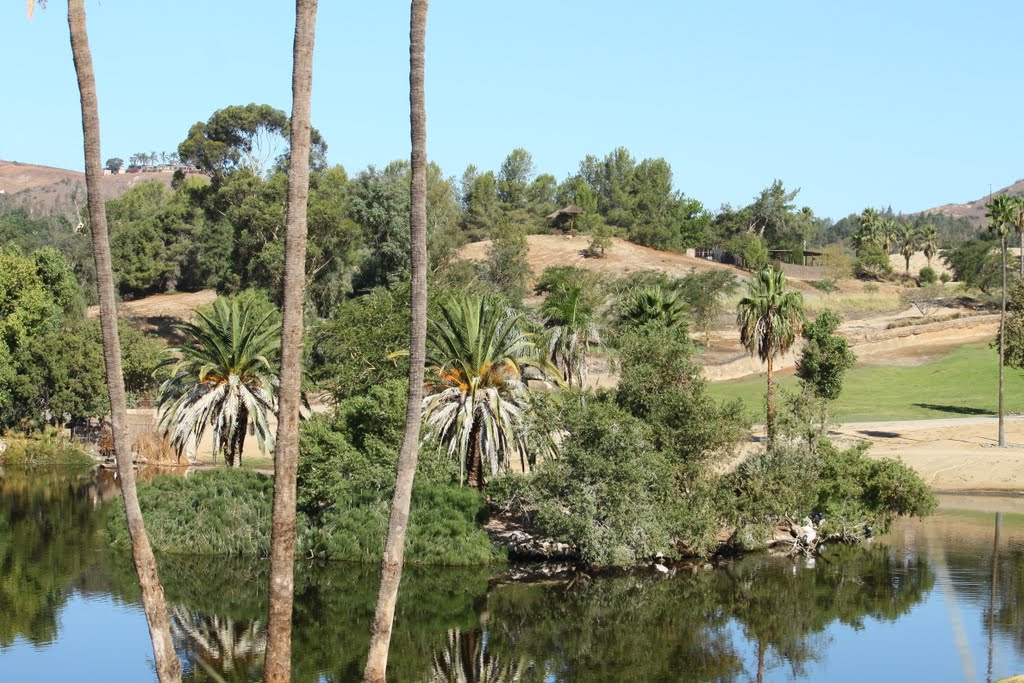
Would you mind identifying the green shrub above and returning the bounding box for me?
[717,441,936,541]
[918,266,937,285]
[811,279,837,295]
[725,233,768,271]
[108,469,500,565]
[854,245,893,280]
[0,431,93,467]
[940,272,952,284]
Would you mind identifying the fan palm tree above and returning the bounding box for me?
[1009,196,1024,278]
[736,267,805,446]
[422,297,554,490]
[986,193,1013,449]
[540,283,601,388]
[896,223,918,274]
[919,224,939,268]
[852,208,882,253]
[364,1,430,679]
[62,1,182,679]
[157,297,280,467]
[880,218,899,254]
[263,2,319,680]
[619,286,688,330]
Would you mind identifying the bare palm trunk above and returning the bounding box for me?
[765,356,776,447]
[67,2,181,680]
[987,512,1002,683]
[228,406,248,468]
[1019,231,1023,278]
[999,236,1007,449]
[263,1,318,681]
[465,419,484,490]
[363,2,429,680]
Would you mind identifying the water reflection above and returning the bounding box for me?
[1,469,1023,682]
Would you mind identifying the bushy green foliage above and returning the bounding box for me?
[616,322,746,471]
[108,468,498,565]
[483,218,531,299]
[725,233,769,270]
[0,431,93,466]
[533,265,600,295]
[942,239,1001,292]
[528,398,689,566]
[918,265,938,284]
[853,244,894,279]
[675,268,740,344]
[718,441,937,541]
[796,309,856,402]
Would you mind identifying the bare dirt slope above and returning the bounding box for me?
[86,289,216,343]
[915,177,1024,227]
[0,160,179,220]
[459,235,742,283]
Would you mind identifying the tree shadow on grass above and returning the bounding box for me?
[858,430,901,439]
[912,403,992,416]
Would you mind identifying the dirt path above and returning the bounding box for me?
[833,416,1024,493]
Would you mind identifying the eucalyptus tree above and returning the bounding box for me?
[157,296,280,467]
[364,1,430,680]
[540,282,601,388]
[736,267,805,446]
[264,1,318,680]
[985,194,1013,449]
[63,0,182,679]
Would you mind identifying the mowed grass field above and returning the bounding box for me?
[707,342,1024,423]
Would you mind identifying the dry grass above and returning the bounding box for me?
[133,430,182,466]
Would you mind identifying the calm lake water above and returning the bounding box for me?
[1,468,1022,683]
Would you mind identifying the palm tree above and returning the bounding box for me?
[1009,196,1024,278]
[736,267,805,446]
[263,1,318,680]
[541,283,600,388]
[880,217,899,254]
[422,297,553,489]
[897,223,918,274]
[363,1,429,680]
[157,297,280,467]
[619,286,688,330]
[852,208,881,253]
[985,194,1013,449]
[919,223,939,268]
[63,1,182,680]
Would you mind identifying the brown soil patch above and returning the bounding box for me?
[87,290,217,343]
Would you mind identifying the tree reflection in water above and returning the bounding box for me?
[170,606,267,681]
[428,628,531,683]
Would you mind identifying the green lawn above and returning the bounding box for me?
[708,342,1024,423]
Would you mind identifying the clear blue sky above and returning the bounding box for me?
[4,0,1023,219]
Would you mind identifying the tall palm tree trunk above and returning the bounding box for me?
[263,1,318,681]
[363,2,429,680]
[1019,230,1023,278]
[765,356,776,447]
[465,418,483,490]
[66,2,181,681]
[998,236,1007,448]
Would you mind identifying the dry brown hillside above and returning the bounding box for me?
[460,235,741,282]
[0,160,179,221]
[915,178,1024,227]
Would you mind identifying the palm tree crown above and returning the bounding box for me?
[619,286,688,330]
[736,267,804,445]
[158,297,280,466]
[737,267,804,364]
[540,283,601,388]
[423,296,554,488]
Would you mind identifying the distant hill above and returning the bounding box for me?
[0,160,179,222]
[914,178,1024,228]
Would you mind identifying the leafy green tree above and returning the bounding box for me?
[460,167,500,240]
[540,283,601,388]
[497,148,535,209]
[1011,196,1024,278]
[736,267,805,445]
[158,295,280,466]
[941,239,1000,291]
[616,322,747,473]
[105,157,123,174]
[677,268,740,345]
[310,287,410,402]
[794,309,857,432]
[177,103,327,180]
[483,217,531,300]
[422,297,553,489]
